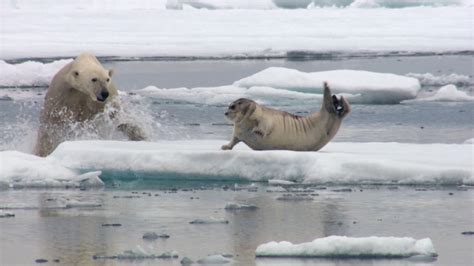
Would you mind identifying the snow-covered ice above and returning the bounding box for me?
[403,84,474,103]
[139,68,422,104]
[0,151,103,188]
[1,4,471,59]
[43,140,474,185]
[235,68,421,104]
[0,59,71,87]
[255,236,438,258]
[1,140,471,188]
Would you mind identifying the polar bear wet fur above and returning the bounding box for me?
[34,53,145,157]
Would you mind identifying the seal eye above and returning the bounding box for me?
[91,78,98,82]
[229,105,235,110]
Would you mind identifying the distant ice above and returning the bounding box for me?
[47,140,473,185]
[0,211,15,218]
[1,4,471,59]
[235,68,421,104]
[255,236,438,258]
[268,179,297,186]
[225,202,258,210]
[0,59,71,87]
[93,246,179,260]
[403,84,474,103]
[406,73,471,86]
[140,68,422,105]
[190,217,229,224]
[196,254,233,264]
[0,151,103,188]
[464,138,474,144]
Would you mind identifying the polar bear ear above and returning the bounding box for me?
[108,69,114,77]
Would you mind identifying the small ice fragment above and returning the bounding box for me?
[224,203,258,210]
[142,232,170,240]
[0,211,15,218]
[190,218,229,224]
[268,179,296,186]
[276,194,313,201]
[181,256,194,265]
[266,186,287,193]
[196,254,232,264]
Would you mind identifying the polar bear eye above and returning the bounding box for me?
[91,78,98,82]
[106,78,110,82]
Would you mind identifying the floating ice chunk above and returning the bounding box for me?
[266,186,288,193]
[0,211,15,218]
[224,202,258,210]
[268,179,297,186]
[406,73,471,86]
[276,194,314,201]
[196,254,232,264]
[64,200,102,208]
[403,84,474,102]
[463,138,474,144]
[235,68,421,104]
[93,246,178,260]
[255,236,438,258]
[176,0,276,10]
[190,218,229,224]
[142,232,170,240]
[0,151,103,188]
[0,59,72,87]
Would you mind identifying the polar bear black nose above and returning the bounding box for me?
[97,90,109,102]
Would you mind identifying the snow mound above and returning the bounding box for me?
[406,73,471,86]
[0,151,103,188]
[46,140,473,185]
[403,84,474,102]
[255,236,437,258]
[0,59,71,87]
[235,68,421,104]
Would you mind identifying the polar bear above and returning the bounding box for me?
[34,53,145,157]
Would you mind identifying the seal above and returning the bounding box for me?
[221,82,350,151]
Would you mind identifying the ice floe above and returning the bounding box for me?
[0,59,71,87]
[403,84,474,103]
[0,151,103,188]
[406,72,472,86]
[190,217,229,224]
[224,202,258,210]
[1,5,471,59]
[45,140,473,185]
[139,68,422,105]
[255,236,437,258]
[235,68,421,104]
[93,246,179,260]
[1,139,472,188]
[196,254,233,264]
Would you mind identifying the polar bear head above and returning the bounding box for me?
[67,53,114,103]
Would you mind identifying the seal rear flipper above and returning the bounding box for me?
[322,82,335,114]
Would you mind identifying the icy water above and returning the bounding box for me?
[1,184,473,266]
[0,55,473,265]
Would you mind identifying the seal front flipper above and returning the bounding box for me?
[222,136,240,150]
